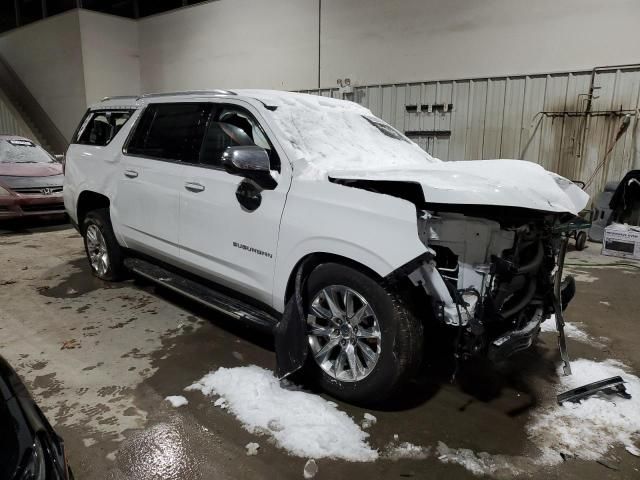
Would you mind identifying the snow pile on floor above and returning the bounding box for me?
[436,358,640,476]
[436,441,529,477]
[186,366,378,461]
[165,395,188,408]
[384,441,430,461]
[527,358,640,461]
[539,317,605,347]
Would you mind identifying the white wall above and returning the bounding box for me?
[138,0,318,92]
[321,0,640,87]
[0,11,86,140]
[2,0,639,140]
[79,10,141,106]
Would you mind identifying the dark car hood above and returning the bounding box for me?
[0,162,62,177]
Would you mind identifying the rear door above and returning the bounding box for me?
[115,102,210,263]
[178,101,290,307]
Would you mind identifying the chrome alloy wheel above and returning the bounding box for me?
[85,224,109,277]
[307,285,382,382]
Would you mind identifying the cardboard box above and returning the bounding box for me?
[601,223,640,260]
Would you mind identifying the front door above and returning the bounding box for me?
[179,102,290,307]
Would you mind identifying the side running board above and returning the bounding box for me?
[124,258,278,331]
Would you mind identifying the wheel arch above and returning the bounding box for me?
[77,190,110,231]
[283,252,386,306]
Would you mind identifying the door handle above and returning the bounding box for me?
[185,182,205,193]
[124,169,138,179]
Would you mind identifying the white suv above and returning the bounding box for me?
[64,90,588,403]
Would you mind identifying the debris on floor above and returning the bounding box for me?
[626,444,640,457]
[303,459,318,479]
[384,441,430,461]
[361,412,377,429]
[557,375,630,404]
[165,395,188,407]
[60,338,80,350]
[186,365,378,461]
[213,397,228,409]
[528,359,640,462]
[245,442,260,456]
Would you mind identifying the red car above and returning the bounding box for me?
[0,136,65,219]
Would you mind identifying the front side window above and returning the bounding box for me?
[127,103,209,162]
[74,110,133,146]
[199,105,279,170]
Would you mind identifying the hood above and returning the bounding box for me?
[329,159,590,215]
[0,162,62,177]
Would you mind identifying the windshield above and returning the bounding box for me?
[0,139,55,164]
[259,93,438,179]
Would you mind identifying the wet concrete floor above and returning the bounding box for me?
[1,219,639,479]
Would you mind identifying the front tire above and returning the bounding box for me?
[82,208,126,281]
[304,263,423,404]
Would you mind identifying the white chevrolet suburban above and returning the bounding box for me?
[64,90,589,403]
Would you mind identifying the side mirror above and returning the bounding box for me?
[222,146,276,189]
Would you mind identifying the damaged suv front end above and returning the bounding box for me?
[411,208,577,363]
[247,90,588,399]
[328,158,589,367]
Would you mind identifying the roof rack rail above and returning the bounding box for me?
[100,95,139,102]
[139,90,237,99]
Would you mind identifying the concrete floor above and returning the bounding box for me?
[1,218,639,479]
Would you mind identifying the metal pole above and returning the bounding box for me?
[317,0,321,89]
[14,0,20,27]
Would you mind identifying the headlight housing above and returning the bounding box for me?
[21,437,47,480]
[0,185,12,196]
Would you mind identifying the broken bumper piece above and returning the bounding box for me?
[557,376,631,405]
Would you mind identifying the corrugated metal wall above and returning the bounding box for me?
[302,66,640,197]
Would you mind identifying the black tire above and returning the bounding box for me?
[575,231,587,251]
[82,208,127,281]
[304,262,423,404]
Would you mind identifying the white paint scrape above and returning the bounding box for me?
[527,358,640,461]
[186,366,378,461]
[165,395,188,408]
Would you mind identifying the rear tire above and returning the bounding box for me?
[304,262,423,404]
[575,231,587,251]
[82,208,126,281]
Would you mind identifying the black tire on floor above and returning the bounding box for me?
[82,208,127,281]
[304,262,423,404]
[575,231,587,251]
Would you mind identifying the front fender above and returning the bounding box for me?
[272,179,428,311]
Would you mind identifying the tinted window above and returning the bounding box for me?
[199,106,279,170]
[75,110,133,146]
[127,103,209,163]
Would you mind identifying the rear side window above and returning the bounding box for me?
[126,103,210,163]
[74,110,133,146]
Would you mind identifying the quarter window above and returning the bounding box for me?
[74,110,133,146]
[127,103,210,162]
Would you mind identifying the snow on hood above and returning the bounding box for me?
[240,90,588,215]
[330,160,590,215]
